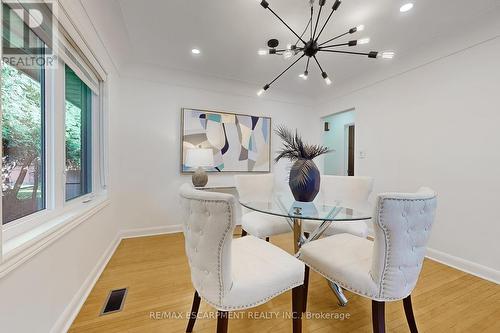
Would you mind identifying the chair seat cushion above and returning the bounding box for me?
[299,233,382,300]
[241,211,291,238]
[218,236,304,310]
[302,220,369,238]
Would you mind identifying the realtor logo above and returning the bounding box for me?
[2,0,57,68]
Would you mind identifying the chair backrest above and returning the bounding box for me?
[179,183,237,306]
[370,187,437,300]
[234,174,275,203]
[320,175,374,209]
[234,174,275,215]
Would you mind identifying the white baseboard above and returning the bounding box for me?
[120,224,183,239]
[51,224,183,333]
[426,248,500,284]
[51,233,121,333]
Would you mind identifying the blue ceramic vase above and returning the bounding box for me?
[289,159,320,202]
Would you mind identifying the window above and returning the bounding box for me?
[1,5,46,224]
[65,65,92,201]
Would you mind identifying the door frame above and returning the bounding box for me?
[344,123,355,176]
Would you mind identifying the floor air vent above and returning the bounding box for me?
[100,288,128,315]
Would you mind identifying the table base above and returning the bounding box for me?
[293,217,349,307]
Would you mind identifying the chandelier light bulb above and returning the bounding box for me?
[322,72,332,85]
[356,24,365,32]
[299,71,309,80]
[358,37,370,45]
[257,84,270,96]
[258,49,268,55]
[400,3,414,12]
[283,49,294,59]
[379,51,395,59]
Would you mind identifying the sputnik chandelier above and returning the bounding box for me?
[256,0,394,96]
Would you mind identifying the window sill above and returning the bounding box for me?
[0,194,110,279]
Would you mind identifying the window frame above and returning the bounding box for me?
[1,26,50,233]
[1,56,106,243]
[63,64,93,203]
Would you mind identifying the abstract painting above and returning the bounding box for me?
[181,108,271,172]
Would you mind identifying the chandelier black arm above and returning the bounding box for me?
[313,55,325,74]
[310,6,314,38]
[319,42,352,48]
[320,49,379,58]
[305,57,311,72]
[312,5,323,40]
[319,31,350,46]
[267,54,306,86]
[266,6,306,44]
[274,47,304,53]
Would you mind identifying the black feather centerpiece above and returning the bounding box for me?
[274,125,331,202]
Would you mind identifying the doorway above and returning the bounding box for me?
[322,109,355,176]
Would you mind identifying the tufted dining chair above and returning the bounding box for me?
[302,175,374,238]
[179,184,305,333]
[299,188,437,333]
[234,174,291,240]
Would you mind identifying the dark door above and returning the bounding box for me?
[347,125,355,176]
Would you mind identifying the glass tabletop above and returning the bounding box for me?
[239,193,372,222]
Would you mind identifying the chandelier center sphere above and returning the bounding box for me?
[304,39,319,57]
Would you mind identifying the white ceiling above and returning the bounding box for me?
[82,0,500,99]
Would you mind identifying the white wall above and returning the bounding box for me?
[322,110,355,176]
[114,64,321,231]
[0,206,117,332]
[316,36,500,281]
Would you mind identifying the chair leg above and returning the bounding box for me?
[303,266,310,313]
[372,300,386,333]
[241,229,247,237]
[186,291,201,333]
[217,311,229,333]
[292,285,304,333]
[266,237,270,242]
[403,295,419,333]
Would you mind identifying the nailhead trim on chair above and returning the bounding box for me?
[199,280,305,311]
[302,261,407,302]
[377,199,390,299]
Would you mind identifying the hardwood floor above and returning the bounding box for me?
[69,230,500,332]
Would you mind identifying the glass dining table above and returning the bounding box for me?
[240,193,372,306]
